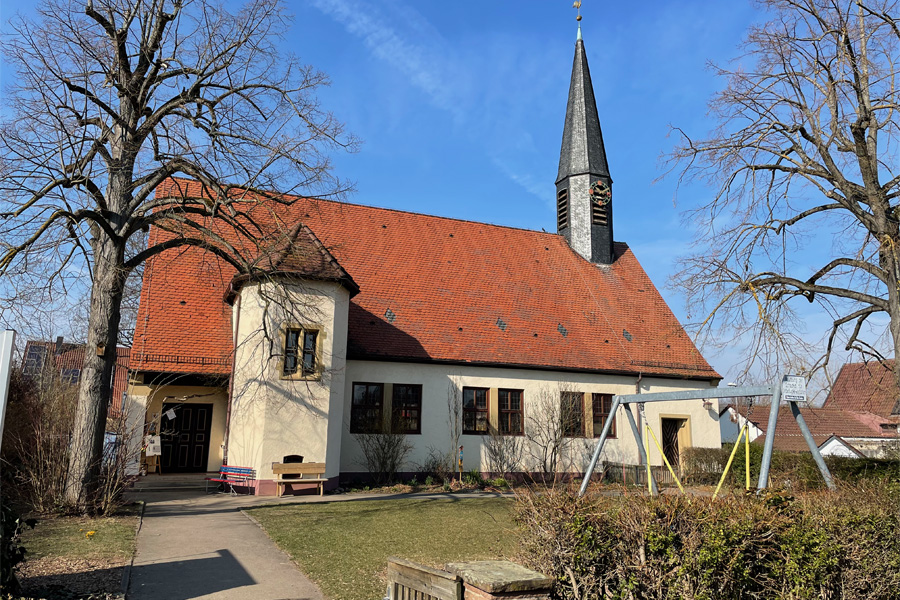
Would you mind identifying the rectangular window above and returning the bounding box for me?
[498,389,524,435]
[463,387,489,435]
[561,391,584,437]
[392,384,422,434]
[557,188,569,230]
[350,382,384,433]
[283,328,318,377]
[592,393,616,438]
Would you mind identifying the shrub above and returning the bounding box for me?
[462,469,486,488]
[417,446,456,484]
[424,475,435,486]
[516,483,900,600]
[1,501,36,596]
[354,433,412,486]
[0,366,139,516]
[484,425,523,477]
[683,444,900,490]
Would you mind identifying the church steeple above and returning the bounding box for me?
[555,23,614,265]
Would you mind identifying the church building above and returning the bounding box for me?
[126,26,722,493]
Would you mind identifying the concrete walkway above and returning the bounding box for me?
[127,491,328,600]
[126,487,516,600]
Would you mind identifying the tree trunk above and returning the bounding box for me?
[887,255,900,395]
[64,235,126,512]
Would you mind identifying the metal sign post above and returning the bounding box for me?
[756,376,783,490]
[0,330,16,448]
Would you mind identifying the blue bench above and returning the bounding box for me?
[205,465,256,495]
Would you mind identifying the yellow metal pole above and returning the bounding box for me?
[645,424,685,494]
[713,426,746,499]
[744,423,750,491]
[645,423,652,495]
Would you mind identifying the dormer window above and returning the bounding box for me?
[283,327,318,377]
[557,188,569,230]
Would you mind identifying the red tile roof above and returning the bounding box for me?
[824,360,898,417]
[731,404,891,453]
[225,224,359,303]
[133,178,719,380]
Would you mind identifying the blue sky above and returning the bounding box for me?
[0,0,778,381]
[278,0,763,381]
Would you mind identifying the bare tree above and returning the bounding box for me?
[484,424,523,479]
[670,0,900,386]
[0,0,355,511]
[525,384,582,480]
[447,377,463,456]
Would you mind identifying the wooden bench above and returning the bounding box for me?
[205,465,256,495]
[272,462,327,496]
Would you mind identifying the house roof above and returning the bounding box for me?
[729,403,891,453]
[22,341,131,417]
[820,435,866,458]
[132,178,719,380]
[824,360,898,417]
[225,223,359,303]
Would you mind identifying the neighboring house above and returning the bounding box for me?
[718,402,764,445]
[821,360,900,457]
[22,338,131,418]
[720,402,898,458]
[127,29,723,494]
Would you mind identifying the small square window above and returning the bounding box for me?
[498,389,524,435]
[392,384,422,434]
[463,387,489,435]
[283,328,318,377]
[561,391,585,437]
[592,393,616,438]
[351,382,384,433]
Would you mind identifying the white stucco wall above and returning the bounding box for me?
[340,360,720,475]
[228,279,349,480]
[719,407,764,445]
[819,437,862,458]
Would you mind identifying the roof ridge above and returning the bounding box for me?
[158,176,599,239]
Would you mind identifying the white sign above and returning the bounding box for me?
[782,375,808,404]
[165,409,176,421]
[145,435,162,456]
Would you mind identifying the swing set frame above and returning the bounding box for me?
[577,377,836,497]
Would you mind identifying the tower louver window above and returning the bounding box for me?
[557,188,569,230]
[591,201,607,226]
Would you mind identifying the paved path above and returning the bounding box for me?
[127,491,328,600]
[126,488,516,600]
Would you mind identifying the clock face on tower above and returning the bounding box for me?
[589,179,612,206]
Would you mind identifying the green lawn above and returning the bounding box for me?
[20,506,140,562]
[247,497,520,600]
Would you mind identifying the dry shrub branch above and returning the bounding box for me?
[516,483,900,600]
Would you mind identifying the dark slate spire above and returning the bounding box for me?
[557,31,610,184]
[555,27,615,265]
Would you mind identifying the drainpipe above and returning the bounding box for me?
[223,293,241,466]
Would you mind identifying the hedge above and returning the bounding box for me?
[516,483,900,600]
[682,443,900,490]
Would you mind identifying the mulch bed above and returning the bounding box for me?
[17,550,126,600]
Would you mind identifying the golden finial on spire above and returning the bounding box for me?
[573,1,582,22]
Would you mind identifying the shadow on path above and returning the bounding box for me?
[129,549,255,600]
